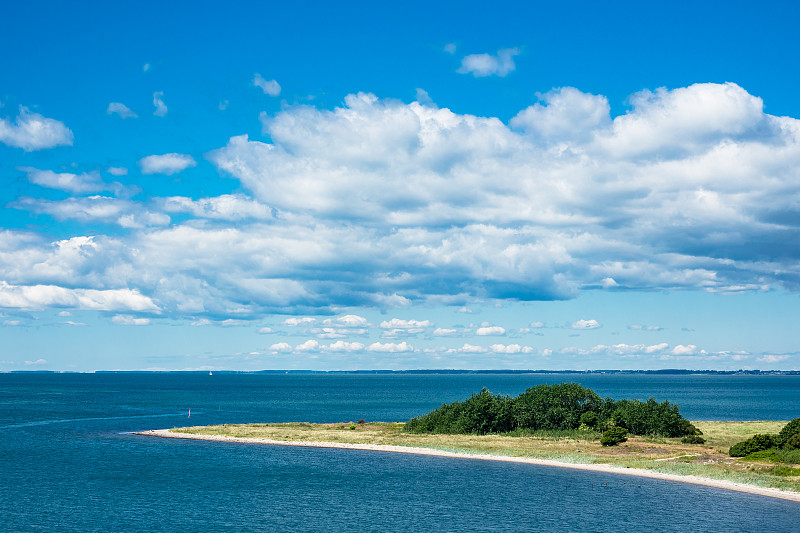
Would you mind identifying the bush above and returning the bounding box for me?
[682,434,706,445]
[579,411,598,429]
[784,433,800,451]
[405,383,695,438]
[779,449,800,464]
[601,427,628,446]
[514,383,602,431]
[743,449,783,462]
[776,418,800,448]
[729,434,776,457]
[608,398,697,437]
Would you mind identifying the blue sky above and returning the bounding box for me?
[2,1,800,371]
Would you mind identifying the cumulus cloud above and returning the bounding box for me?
[139,153,196,175]
[0,282,159,312]
[254,74,281,96]
[323,315,368,327]
[283,317,316,326]
[457,47,519,77]
[153,92,168,116]
[112,314,151,326]
[490,343,534,354]
[511,87,610,144]
[160,195,271,220]
[5,83,800,320]
[671,344,700,356]
[324,340,365,352]
[107,102,137,119]
[367,341,414,353]
[20,167,108,194]
[295,339,320,351]
[433,327,458,336]
[476,325,506,336]
[13,196,170,227]
[572,319,601,330]
[269,342,292,353]
[379,318,432,329]
[0,107,73,150]
[451,343,486,353]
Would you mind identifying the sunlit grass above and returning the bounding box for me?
[169,420,800,493]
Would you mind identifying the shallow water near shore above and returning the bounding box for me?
[2,372,800,531]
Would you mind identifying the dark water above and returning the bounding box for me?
[1,373,799,532]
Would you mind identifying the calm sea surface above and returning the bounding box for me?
[1,372,799,532]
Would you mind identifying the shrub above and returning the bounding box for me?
[743,449,783,462]
[729,434,776,457]
[601,427,628,446]
[779,449,800,464]
[608,398,697,438]
[579,411,598,429]
[682,434,706,445]
[514,383,602,431]
[784,433,800,451]
[776,418,800,448]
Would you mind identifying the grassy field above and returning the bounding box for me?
[170,420,800,493]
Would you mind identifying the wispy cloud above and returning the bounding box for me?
[107,102,137,119]
[457,47,520,77]
[153,92,168,116]
[253,74,281,96]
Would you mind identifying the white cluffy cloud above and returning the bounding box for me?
[161,195,272,220]
[572,319,601,330]
[107,102,138,119]
[0,107,73,151]
[21,167,108,194]
[323,315,368,327]
[0,281,159,312]
[139,153,196,175]
[112,314,151,326]
[379,318,432,329]
[367,341,414,353]
[476,326,506,336]
[8,83,800,320]
[254,74,281,96]
[457,47,520,77]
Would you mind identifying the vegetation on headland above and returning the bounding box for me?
[165,382,798,493]
[728,418,800,471]
[169,419,800,493]
[404,383,701,440]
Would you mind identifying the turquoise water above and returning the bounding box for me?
[1,373,799,531]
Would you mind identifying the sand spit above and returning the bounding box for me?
[137,429,800,503]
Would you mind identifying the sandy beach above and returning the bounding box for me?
[138,429,800,503]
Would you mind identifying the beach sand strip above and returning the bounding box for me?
[137,429,800,503]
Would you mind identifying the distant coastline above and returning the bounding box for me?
[9,369,800,375]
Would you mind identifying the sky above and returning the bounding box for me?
[2,0,800,372]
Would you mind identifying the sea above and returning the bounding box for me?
[1,372,799,532]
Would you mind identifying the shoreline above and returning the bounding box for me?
[137,429,800,503]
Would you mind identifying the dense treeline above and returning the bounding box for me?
[404,383,700,438]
